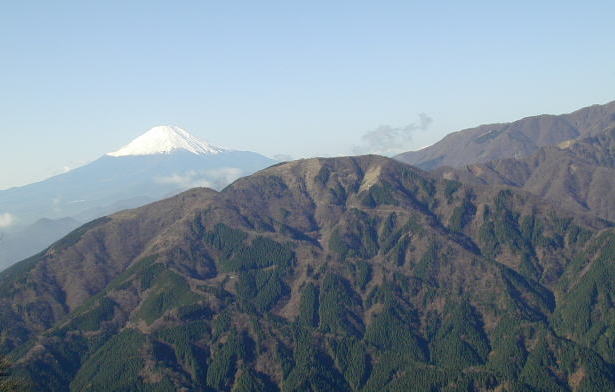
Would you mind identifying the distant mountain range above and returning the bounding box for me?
[0,217,81,272]
[0,126,276,270]
[396,100,615,169]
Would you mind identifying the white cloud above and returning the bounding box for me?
[273,154,293,162]
[204,167,244,185]
[154,167,245,191]
[0,213,16,228]
[155,171,207,188]
[51,197,63,214]
[353,113,433,156]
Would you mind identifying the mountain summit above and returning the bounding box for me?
[0,125,275,270]
[107,125,226,157]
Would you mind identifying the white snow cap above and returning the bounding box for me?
[107,126,226,157]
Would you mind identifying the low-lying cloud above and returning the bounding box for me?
[0,213,16,228]
[155,167,245,191]
[353,113,433,156]
[273,154,294,162]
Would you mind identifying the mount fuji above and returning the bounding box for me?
[0,126,276,269]
[107,125,228,157]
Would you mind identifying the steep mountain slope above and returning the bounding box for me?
[0,126,275,270]
[437,126,615,221]
[396,100,615,170]
[1,156,614,391]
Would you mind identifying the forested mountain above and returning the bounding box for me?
[1,155,614,391]
[395,101,615,170]
[436,126,615,222]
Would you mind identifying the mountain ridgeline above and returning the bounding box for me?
[436,126,615,222]
[1,155,615,391]
[396,100,615,170]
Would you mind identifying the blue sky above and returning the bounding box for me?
[1,1,614,189]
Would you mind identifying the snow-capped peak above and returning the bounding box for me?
[107,126,226,157]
